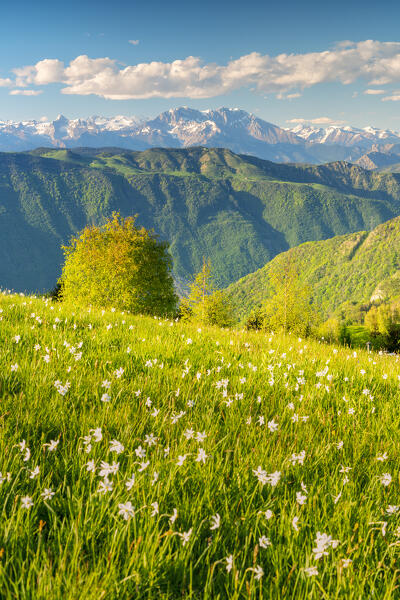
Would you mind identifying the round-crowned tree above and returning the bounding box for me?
[60,213,177,316]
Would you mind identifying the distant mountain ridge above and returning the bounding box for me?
[2,108,400,164]
[4,146,400,294]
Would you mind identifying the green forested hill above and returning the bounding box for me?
[227,216,400,320]
[3,146,400,293]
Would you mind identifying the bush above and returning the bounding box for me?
[60,213,177,316]
[244,305,265,330]
[364,303,400,352]
[317,317,342,343]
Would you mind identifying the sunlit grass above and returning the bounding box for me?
[1,292,400,599]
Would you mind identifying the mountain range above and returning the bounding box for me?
[3,108,400,165]
[3,146,400,295]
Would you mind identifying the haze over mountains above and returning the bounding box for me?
[3,107,400,165]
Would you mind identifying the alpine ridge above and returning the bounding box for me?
[2,108,400,164]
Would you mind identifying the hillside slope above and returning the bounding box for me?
[3,147,400,293]
[227,216,400,320]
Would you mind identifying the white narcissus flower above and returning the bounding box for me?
[125,475,135,490]
[21,496,33,509]
[29,466,40,479]
[210,513,220,530]
[135,446,146,458]
[226,555,234,573]
[386,505,399,515]
[43,439,59,451]
[267,419,279,432]
[90,428,102,442]
[259,535,271,548]
[379,473,392,487]
[109,439,124,454]
[252,565,264,580]
[97,479,113,494]
[169,508,178,524]
[296,492,307,505]
[377,452,388,462]
[196,448,207,463]
[341,558,352,568]
[41,488,55,500]
[86,460,96,473]
[180,528,192,546]
[118,502,135,520]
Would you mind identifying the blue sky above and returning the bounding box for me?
[1,0,400,128]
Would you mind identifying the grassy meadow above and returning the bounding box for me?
[2,292,400,598]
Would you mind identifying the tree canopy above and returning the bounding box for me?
[180,259,235,327]
[60,213,177,316]
[261,252,314,335]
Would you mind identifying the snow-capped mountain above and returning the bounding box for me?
[1,107,400,164]
[289,124,400,148]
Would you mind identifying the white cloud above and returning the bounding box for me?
[382,91,400,101]
[9,89,43,96]
[0,77,12,87]
[363,88,385,95]
[287,117,346,125]
[8,40,400,100]
[13,59,64,87]
[128,40,139,45]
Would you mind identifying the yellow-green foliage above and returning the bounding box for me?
[181,259,235,327]
[261,252,315,335]
[317,317,342,343]
[227,216,400,322]
[60,213,177,316]
[364,302,400,351]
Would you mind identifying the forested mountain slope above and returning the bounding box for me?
[227,216,400,320]
[2,146,400,293]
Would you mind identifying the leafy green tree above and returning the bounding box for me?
[365,302,400,351]
[180,258,235,327]
[60,213,177,316]
[261,252,315,335]
[317,317,342,343]
[364,305,379,336]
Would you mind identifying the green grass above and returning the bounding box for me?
[2,292,400,598]
[346,326,371,347]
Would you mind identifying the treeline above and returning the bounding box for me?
[52,214,400,351]
[243,252,400,351]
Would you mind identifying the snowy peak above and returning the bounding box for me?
[139,107,300,146]
[0,108,399,164]
[288,123,400,148]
